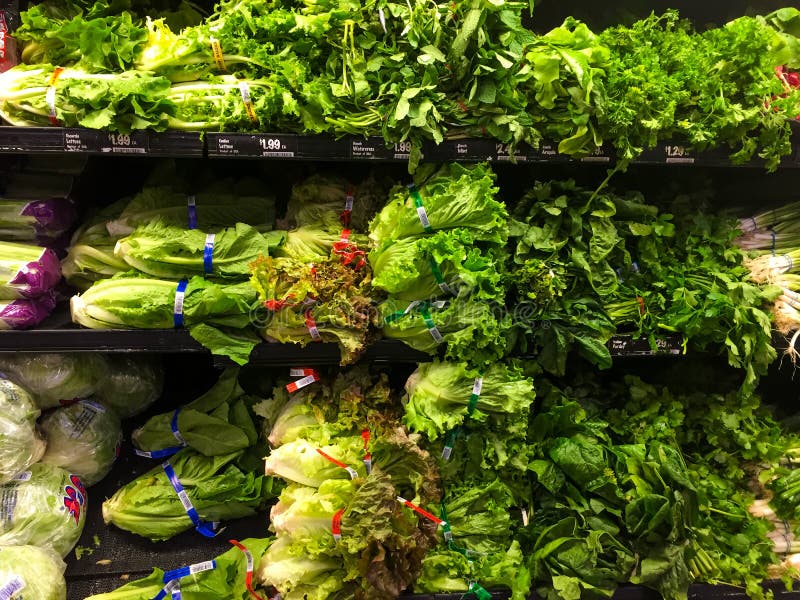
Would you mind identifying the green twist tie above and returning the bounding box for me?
[384,301,420,325]
[467,394,479,415]
[467,582,492,600]
[466,375,483,416]
[420,305,443,343]
[442,428,459,460]
[429,258,453,295]
[408,183,432,232]
[384,311,406,324]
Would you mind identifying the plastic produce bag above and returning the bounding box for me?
[0,352,107,409]
[0,241,61,299]
[0,545,67,600]
[94,355,163,418]
[0,378,45,484]
[40,399,122,486]
[0,291,57,329]
[0,463,87,557]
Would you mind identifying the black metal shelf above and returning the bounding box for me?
[0,126,796,166]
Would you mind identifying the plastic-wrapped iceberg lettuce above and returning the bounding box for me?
[0,241,61,299]
[0,353,107,409]
[0,378,45,484]
[93,355,163,418]
[0,291,57,330]
[0,545,67,600]
[40,399,123,486]
[0,463,87,557]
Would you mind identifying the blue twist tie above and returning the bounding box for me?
[134,409,186,459]
[173,279,188,328]
[162,461,218,538]
[203,234,215,275]
[187,196,197,229]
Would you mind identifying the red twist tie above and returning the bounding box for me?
[332,508,345,542]
[316,448,358,479]
[228,540,266,600]
[397,496,445,525]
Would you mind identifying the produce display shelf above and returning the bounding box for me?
[1,126,798,166]
[0,313,684,362]
[0,127,204,156]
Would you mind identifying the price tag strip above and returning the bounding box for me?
[173,279,189,328]
[285,368,320,393]
[316,448,359,479]
[162,461,219,538]
[46,67,65,126]
[304,310,322,342]
[135,408,187,459]
[210,38,227,71]
[229,540,266,600]
[238,82,259,124]
[408,183,432,232]
[331,508,345,542]
[154,579,181,600]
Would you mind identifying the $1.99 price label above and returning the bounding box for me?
[102,132,148,154]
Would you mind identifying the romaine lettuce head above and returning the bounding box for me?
[0,352,106,409]
[114,221,274,280]
[0,462,87,557]
[40,399,123,486]
[83,537,273,600]
[93,355,163,418]
[0,378,45,484]
[0,545,66,600]
[103,449,276,541]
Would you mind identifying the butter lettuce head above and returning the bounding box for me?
[0,378,45,484]
[0,545,67,600]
